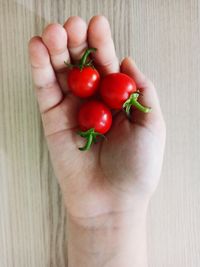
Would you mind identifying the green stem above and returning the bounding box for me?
[79,133,94,151]
[123,92,151,115]
[80,48,97,69]
[78,128,106,151]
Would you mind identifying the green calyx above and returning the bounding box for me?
[123,92,152,115]
[64,48,97,70]
[77,128,105,151]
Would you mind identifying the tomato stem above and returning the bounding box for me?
[123,92,152,115]
[64,61,75,68]
[80,48,97,69]
[79,132,94,151]
[78,128,104,151]
[65,48,97,70]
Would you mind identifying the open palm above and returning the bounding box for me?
[29,16,166,225]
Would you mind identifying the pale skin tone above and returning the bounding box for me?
[29,16,166,267]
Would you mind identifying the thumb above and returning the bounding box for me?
[121,57,160,110]
[121,57,164,127]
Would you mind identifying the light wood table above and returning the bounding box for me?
[0,1,200,266]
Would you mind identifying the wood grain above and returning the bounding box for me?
[0,0,199,266]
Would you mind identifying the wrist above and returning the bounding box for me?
[68,203,148,229]
[67,206,148,267]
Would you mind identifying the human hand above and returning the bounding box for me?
[28,16,166,229]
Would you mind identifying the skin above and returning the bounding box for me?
[29,16,166,267]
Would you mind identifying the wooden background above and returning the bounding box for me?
[0,0,200,266]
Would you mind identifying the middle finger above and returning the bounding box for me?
[64,16,88,62]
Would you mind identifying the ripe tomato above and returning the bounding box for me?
[67,67,100,98]
[66,48,100,98]
[100,73,151,114]
[78,100,112,151]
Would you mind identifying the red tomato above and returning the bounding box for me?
[100,73,137,109]
[78,100,112,151]
[68,67,100,98]
[78,100,112,134]
[66,48,100,98]
[100,73,151,114]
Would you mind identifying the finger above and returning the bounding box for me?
[28,36,63,113]
[42,23,70,92]
[64,16,88,62]
[121,57,164,127]
[88,15,119,75]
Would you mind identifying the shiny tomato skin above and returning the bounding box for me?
[67,67,100,98]
[100,73,137,109]
[78,100,112,134]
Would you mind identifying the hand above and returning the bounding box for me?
[28,16,166,228]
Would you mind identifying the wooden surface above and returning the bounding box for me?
[0,0,200,266]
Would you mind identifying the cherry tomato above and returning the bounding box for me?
[66,48,100,98]
[100,73,151,114]
[68,67,100,98]
[78,100,112,151]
